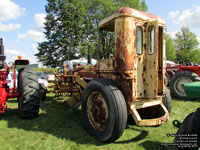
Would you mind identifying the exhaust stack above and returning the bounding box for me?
[0,38,4,56]
[87,45,91,65]
[0,38,5,61]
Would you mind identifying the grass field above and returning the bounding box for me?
[33,68,57,72]
[0,93,199,150]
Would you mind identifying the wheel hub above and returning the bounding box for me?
[174,77,192,96]
[87,91,108,131]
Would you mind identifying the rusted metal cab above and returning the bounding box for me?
[96,7,170,126]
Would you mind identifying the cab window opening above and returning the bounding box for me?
[148,26,155,54]
[136,26,143,55]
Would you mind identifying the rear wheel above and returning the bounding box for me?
[81,78,127,142]
[18,68,40,118]
[169,71,200,99]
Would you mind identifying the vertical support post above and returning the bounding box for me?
[13,66,16,91]
[63,65,66,76]
[96,30,101,60]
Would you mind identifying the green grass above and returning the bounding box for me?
[33,68,57,72]
[0,94,199,150]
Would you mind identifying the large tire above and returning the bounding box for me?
[163,86,172,113]
[174,107,200,149]
[18,68,40,118]
[81,78,127,142]
[164,76,168,87]
[169,71,200,99]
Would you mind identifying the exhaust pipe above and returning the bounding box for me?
[88,45,91,65]
[0,38,4,56]
[0,38,5,62]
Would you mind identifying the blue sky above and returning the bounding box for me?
[146,0,200,38]
[0,0,47,64]
[1,0,200,65]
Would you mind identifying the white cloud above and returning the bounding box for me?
[178,6,200,28]
[0,0,24,32]
[168,11,180,18]
[168,30,179,39]
[32,44,38,51]
[5,49,39,64]
[5,49,26,56]
[34,13,46,28]
[28,56,39,64]
[18,30,45,42]
[0,0,25,21]
[5,49,27,63]
[0,22,21,32]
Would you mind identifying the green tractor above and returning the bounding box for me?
[184,82,200,99]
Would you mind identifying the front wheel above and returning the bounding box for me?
[18,68,40,118]
[81,78,127,142]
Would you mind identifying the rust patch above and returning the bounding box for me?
[143,65,146,72]
[119,7,133,15]
[78,70,97,78]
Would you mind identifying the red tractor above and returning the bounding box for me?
[167,63,200,99]
[0,38,40,117]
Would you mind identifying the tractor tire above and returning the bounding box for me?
[164,76,168,87]
[18,68,40,118]
[81,78,127,142]
[169,71,200,99]
[39,83,47,101]
[163,86,172,113]
[174,107,200,149]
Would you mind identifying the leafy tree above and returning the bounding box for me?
[166,34,176,61]
[36,0,148,67]
[174,27,200,64]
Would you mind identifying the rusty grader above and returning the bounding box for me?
[52,7,172,142]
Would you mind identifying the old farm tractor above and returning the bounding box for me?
[167,64,200,99]
[53,7,172,142]
[0,38,40,118]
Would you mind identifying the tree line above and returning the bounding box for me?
[36,0,147,67]
[166,27,200,64]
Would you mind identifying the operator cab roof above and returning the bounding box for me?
[98,7,165,31]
